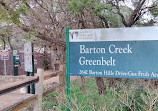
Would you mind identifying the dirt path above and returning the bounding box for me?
[44,75,79,84]
[0,70,78,91]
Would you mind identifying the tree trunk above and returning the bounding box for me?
[77,13,87,97]
[107,78,115,88]
[81,76,86,97]
[95,77,106,95]
[90,14,107,95]
[50,45,56,70]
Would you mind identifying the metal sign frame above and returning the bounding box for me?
[0,51,9,60]
[24,42,33,72]
[66,27,70,111]
[66,26,158,110]
[0,50,9,76]
[24,42,35,94]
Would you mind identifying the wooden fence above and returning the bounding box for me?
[0,68,60,111]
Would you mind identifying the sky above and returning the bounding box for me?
[124,0,157,22]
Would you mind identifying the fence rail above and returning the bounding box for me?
[0,77,39,96]
[11,83,60,111]
[0,68,61,111]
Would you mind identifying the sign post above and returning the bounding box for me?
[4,60,6,76]
[66,27,70,111]
[31,43,35,94]
[24,42,35,94]
[13,50,19,76]
[0,50,9,76]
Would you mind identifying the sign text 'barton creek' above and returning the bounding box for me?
[79,44,132,66]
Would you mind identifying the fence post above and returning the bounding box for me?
[34,68,44,111]
[58,64,65,105]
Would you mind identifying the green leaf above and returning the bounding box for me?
[18,4,30,15]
